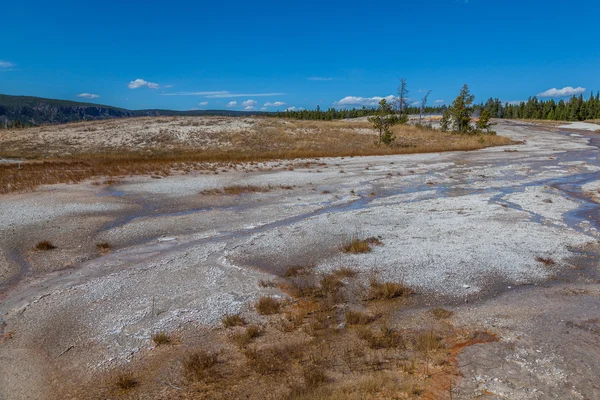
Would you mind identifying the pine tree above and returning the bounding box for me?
[368,99,398,145]
[449,84,475,133]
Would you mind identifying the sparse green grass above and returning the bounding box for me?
[222,314,246,328]
[255,296,281,315]
[151,332,172,346]
[35,240,56,250]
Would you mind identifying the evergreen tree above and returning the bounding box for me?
[368,99,398,145]
[449,84,475,133]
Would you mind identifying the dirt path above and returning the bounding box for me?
[1,120,600,399]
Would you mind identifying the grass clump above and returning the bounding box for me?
[431,307,454,319]
[255,296,281,315]
[284,264,316,277]
[345,310,376,325]
[115,373,138,390]
[331,267,358,278]
[182,350,218,381]
[222,314,246,328]
[35,240,56,250]
[342,238,372,254]
[367,279,413,300]
[151,332,172,346]
[96,242,111,252]
[357,325,403,349]
[231,325,262,348]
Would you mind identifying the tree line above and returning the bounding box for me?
[477,93,600,121]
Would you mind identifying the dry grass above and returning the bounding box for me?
[114,373,138,390]
[345,310,376,325]
[255,296,281,315]
[0,116,513,194]
[182,350,218,381]
[330,267,358,278]
[342,235,382,254]
[96,242,111,252]
[230,325,262,348]
[367,279,413,300]
[35,240,56,251]
[536,256,556,266]
[221,314,246,328]
[431,307,454,320]
[151,332,172,346]
[284,264,316,277]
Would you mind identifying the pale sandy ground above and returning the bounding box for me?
[1,120,600,398]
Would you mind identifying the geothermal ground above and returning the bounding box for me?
[1,119,600,399]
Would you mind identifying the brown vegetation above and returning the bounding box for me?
[367,279,413,300]
[0,116,512,194]
[35,240,56,251]
[221,314,246,328]
[151,332,172,346]
[255,296,281,315]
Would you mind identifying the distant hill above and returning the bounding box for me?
[0,94,267,127]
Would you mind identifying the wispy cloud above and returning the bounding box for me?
[198,101,208,106]
[307,77,332,81]
[162,90,284,98]
[434,99,444,104]
[76,93,100,99]
[333,95,395,107]
[264,101,286,107]
[244,106,256,111]
[537,86,586,98]
[226,101,237,108]
[242,99,257,107]
[128,78,160,89]
[0,60,16,71]
[260,107,267,111]
[286,106,297,111]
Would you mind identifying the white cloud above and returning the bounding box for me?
[76,93,100,99]
[411,101,420,106]
[307,77,332,81]
[260,107,267,111]
[164,84,173,88]
[537,86,586,98]
[0,60,15,70]
[198,101,208,106]
[264,101,286,107]
[286,106,297,111]
[333,95,395,107]
[128,78,160,89]
[434,100,444,104]
[245,106,256,111]
[161,91,284,98]
[505,100,524,105]
[226,101,237,108]
[242,99,257,107]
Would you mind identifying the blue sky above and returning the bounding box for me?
[1,0,599,111]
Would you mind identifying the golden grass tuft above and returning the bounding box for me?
[367,279,413,300]
[96,242,111,252]
[345,310,376,325]
[255,296,281,315]
[182,350,218,381]
[222,314,246,328]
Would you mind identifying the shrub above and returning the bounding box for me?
[255,296,281,315]
[303,365,327,387]
[231,325,262,348]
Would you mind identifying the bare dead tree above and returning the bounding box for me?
[396,78,409,121]
[420,90,432,122]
